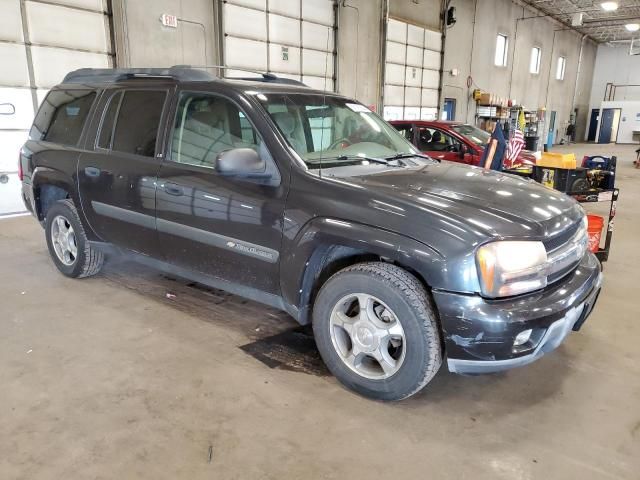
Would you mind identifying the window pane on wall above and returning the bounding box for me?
[495,34,508,66]
[383,106,405,121]
[556,56,566,80]
[530,47,540,74]
[404,107,420,120]
[420,107,437,120]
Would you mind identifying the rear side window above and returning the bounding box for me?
[111,90,166,157]
[97,91,123,149]
[30,90,96,145]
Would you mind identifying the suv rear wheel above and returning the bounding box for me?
[45,199,104,278]
[312,262,442,401]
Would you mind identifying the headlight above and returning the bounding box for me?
[476,241,548,298]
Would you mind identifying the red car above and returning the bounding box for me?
[390,120,535,167]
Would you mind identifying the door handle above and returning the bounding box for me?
[163,182,183,196]
[84,166,101,178]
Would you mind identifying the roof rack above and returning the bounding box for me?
[62,65,309,87]
[62,67,214,84]
[172,65,309,87]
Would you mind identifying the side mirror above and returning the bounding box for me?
[216,148,266,176]
[458,144,468,159]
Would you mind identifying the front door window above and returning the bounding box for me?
[417,127,466,163]
[171,93,261,168]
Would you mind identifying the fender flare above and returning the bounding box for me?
[31,166,98,240]
[280,217,445,324]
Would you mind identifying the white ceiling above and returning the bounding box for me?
[522,0,640,42]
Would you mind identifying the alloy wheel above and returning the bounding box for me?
[329,293,406,380]
[50,215,78,266]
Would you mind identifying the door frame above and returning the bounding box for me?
[587,108,599,142]
[597,108,622,144]
[443,98,456,121]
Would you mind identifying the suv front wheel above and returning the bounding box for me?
[313,262,442,401]
[45,199,104,278]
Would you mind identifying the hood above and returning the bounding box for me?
[331,162,583,242]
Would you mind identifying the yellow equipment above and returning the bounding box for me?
[537,152,577,169]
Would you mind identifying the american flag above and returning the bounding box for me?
[505,128,525,167]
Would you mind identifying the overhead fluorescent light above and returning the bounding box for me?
[600,2,618,11]
[626,23,640,32]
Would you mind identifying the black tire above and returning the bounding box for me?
[44,199,104,278]
[312,262,442,401]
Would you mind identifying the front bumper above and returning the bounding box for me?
[433,252,602,375]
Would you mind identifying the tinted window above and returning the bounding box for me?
[31,90,96,145]
[97,91,123,149]
[112,90,166,157]
[171,93,261,168]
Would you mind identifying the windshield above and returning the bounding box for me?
[451,124,490,147]
[256,93,418,168]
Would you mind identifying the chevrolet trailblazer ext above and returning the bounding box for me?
[19,67,602,400]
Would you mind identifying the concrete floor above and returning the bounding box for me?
[1,143,639,479]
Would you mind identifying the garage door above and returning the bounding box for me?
[0,0,113,217]
[382,18,441,121]
[222,0,336,91]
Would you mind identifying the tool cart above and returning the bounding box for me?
[507,154,619,264]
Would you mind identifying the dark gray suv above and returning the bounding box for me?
[19,67,602,400]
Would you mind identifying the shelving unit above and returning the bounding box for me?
[475,104,509,133]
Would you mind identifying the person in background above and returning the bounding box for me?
[566,122,575,144]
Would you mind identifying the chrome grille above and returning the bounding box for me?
[545,220,588,284]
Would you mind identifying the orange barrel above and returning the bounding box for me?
[587,215,604,253]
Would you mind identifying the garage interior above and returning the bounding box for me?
[1,0,640,478]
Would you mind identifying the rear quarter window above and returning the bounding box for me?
[30,90,97,145]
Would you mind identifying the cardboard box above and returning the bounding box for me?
[483,120,496,133]
[478,92,491,105]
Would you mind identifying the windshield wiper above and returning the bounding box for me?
[384,152,438,162]
[332,155,402,166]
